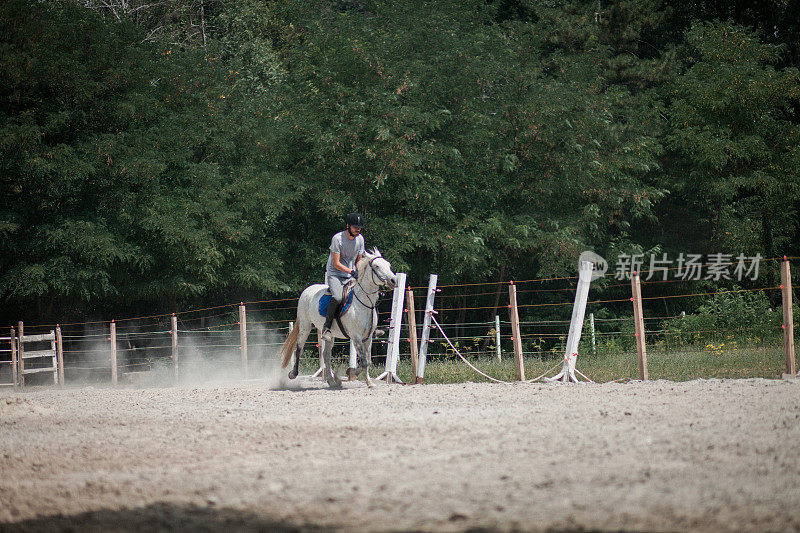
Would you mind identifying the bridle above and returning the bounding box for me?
[352,256,392,310]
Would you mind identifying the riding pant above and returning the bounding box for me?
[325,273,347,302]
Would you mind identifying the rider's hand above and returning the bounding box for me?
[350,269,358,279]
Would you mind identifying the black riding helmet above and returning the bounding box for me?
[346,212,365,229]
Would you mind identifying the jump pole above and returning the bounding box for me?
[376,272,407,384]
[416,274,438,384]
[545,260,594,383]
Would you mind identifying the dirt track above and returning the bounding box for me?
[1,375,799,532]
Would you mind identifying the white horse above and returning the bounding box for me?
[280,248,397,388]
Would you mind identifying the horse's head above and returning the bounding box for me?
[359,248,396,290]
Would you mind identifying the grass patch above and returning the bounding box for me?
[296,343,787,384]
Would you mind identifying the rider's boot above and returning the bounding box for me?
[321,298,339,342]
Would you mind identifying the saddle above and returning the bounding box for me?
[318,278,357,319]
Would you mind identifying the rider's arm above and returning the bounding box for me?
[331,252,356,276]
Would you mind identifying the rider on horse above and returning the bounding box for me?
[322,213,365,342]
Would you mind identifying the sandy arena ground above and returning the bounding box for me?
[1,374,799,532]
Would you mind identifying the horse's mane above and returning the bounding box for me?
[357,248,381,276]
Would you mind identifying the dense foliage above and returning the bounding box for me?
[1,0,798,325]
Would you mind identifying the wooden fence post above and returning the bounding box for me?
[110,320,118,386]
[10,327,17,389]
[631,272,649,380]
[18,321,24,387]
[239,303,248,380]
[56,325,64,386]
[171,314,179,381]
[406,287,419,380]
[508,281,525,381]
[781,258,796,377]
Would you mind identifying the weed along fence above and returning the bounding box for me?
[1,258,798,388]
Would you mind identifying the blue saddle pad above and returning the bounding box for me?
[318,289,354,318]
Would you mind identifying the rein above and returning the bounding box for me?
[352,256,387,311]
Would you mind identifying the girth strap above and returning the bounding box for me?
[336,316,350,340]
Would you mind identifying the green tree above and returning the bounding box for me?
[0,0,293,321]
[666,21,800,257]
[268,0,666,290]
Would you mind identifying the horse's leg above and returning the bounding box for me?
[346,340,359,381]
[289,325,311,379]
[347,338,365,379]
[361,336,374,388]
[322,338,341,388]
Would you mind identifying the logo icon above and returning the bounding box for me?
[578,251,608,281]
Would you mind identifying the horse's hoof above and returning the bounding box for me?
[288,370,298,379]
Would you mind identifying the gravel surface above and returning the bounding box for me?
[1,374,799,532]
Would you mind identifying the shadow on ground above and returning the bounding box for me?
[0,503,334,532]
[0,503,604,532]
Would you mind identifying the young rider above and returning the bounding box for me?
[321,213,365,342]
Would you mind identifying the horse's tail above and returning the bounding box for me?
[280,321,300,369]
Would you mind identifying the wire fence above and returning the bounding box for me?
[1,257,797,386]
[404,257,795,380]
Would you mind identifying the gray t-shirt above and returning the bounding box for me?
[326,230,365,280]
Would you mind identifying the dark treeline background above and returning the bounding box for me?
[1,0,799,327]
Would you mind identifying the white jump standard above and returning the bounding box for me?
[545,260,595,383]
[414,274,438,384]
[375,272,407,384]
